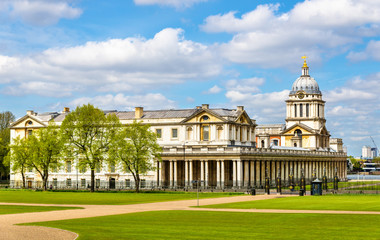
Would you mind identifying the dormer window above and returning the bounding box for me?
[201,115,209,121]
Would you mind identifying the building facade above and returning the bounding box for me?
[9,60,347,190]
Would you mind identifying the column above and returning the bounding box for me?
[250,161,255,187]
[221,160,225,189]
[169,161,173,187]
[232,160,237,187]
[256,161,261,187]
[244,161,250,187]
[216,160,221,188]
[185,160,189,187]
[200,160,204,187]
[237,160,243,188]
[271,161,276,185]
[173,160,177,188]
[189,160,193,187]
[261,160,266,186]
[157,161,160,187]
[205,160,209,188]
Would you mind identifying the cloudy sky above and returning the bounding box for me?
[1,0,379,156]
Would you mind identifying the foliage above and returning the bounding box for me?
[28,123,64,191]
[373,156,380,163]
[0,111,15,180]
[349,156,362,171]
[109,120,162,192]
[28,211,380,240]
[61,104,121,192]
[0,190,241,205]
[5,136,32,188]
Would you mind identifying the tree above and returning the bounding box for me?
[373,157,380,163]
[5,136,32,188]
[61,104,121,192]
[349,156,362,172]
[109,121,161,192]
[28,124,64,191]
[0,111,15,180]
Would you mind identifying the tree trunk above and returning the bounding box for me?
[91,168,95,192]
[43,172,48,191]
[135,175,140,193]
[21,171,26,189]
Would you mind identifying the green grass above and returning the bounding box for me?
[0,189,242,205]
[27,210,380,239]
[0,205,81,215]
[202,195,380,211]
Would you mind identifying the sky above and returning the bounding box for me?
[0,0,380,157]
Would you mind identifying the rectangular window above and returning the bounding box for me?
[141,179,146,189]
[306,104,309,117]
[28,130,33,136]
[300,104,303,117]
[96,179,100,188]
[156,129,162,138]
[66,178,72,187]
[294,104,297,117]
[110,163,115,173]
[66,161,72,173]
[81,179,86,188]
[53,178,57,187]
[125,179,131,188]
[171,128,178,138]
[203,125,209,141]
[96,165,101,173]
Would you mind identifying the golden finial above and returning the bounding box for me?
[301,55,308,67]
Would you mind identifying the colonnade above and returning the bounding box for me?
[157,158,347,189]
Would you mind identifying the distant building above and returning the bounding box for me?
[362,145,373,160]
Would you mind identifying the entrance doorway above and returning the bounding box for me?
[109,178,116,189]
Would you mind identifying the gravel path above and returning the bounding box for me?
[1,194,379,240]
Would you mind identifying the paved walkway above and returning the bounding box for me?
[1,194,379,240]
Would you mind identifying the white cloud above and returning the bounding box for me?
[327,106,363,116]
[70,93,176,110]
[2,0,82,26]
[0,28,222,97]
[134,0,207,8]
[225,77,265,94]
[201,0,380,68]
[347,40,380,62]
[204,85,222,94]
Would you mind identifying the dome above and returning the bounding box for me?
[290,76,321,95]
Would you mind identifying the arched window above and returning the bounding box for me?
[261,140,265,148]
[295,129,302,137]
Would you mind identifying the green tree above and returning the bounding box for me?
[373,156,380,163]
[109,121,161,192]
[5,136,32,188]
[349,156,362,172]
[0,111,15,180]
[61,104,121,192]
[28,124,64,191]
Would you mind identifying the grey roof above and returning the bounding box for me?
[257,124,285,129]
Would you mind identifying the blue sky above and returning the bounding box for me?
[1,0,380,157]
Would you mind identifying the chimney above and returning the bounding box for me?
[196,106,201,109]
[201,104,209,109]
[26,110,34,115]
[135,107,143,119]
[237,106,244,111]
[63,107,70,113]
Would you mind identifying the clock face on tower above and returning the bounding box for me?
[297,91,305,99]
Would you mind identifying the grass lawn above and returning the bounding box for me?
[0,205,81,215]
[202,195,380,211]
[0,189,242,205]
[27,210,380,240]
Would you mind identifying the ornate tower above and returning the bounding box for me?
[283,57,330,149]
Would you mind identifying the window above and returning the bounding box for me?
[96,165,101,173]
[81,179,86,188]
[295,129,302,137]
[306,104,309,117]
[66,161,72,173]
[96,179,100,188]
[79,165,86,173]
[110,163,115,173]
[28,130,33,136]
[125,179,131,188]
[294,104,297,117]
[201,115,209,121]
[66,178,72,187]
[140,179,146,189]
[171,128,178,138]
[273,139,279,146]
[217,126,223,140]
[27,121,33,125]
[261,140,265,148]
[202,125,209,141]
[186,127,193,141]
[300,104,303,117]
[53,178,57,187]
[156,129,162,139]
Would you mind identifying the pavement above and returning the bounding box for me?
[0,194,379,240]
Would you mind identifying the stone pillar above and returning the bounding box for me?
[261,160,266,186]
[185,160,189,187]
[169,161,173,187]
[244,161,250,187]
[237,160,243,188]
[221,160,225,189]
[173,160,177,188]
[232,160,237,187]
[157,161,161,187]
[189,160,193,187]
[250,161,255,187]
[205,160,209,188]
[216,160,221,188]
[256,161,261,187]
[271,161,276,184]
[200,160,204,187]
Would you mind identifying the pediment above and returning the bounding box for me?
[10,115,47,128]
[281,123,314,135]
[181,109,226,123]
[235,111,253,125]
